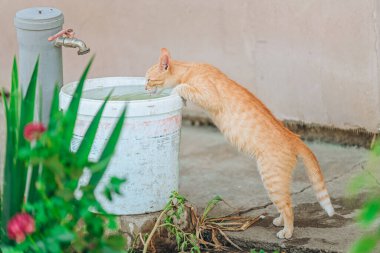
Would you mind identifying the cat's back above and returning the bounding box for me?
[212,76,298,148]
[186,62,297,140]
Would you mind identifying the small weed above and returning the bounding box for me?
[250,250,280,253]
[142,191,264,252]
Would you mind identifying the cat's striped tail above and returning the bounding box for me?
[297,141,335,217]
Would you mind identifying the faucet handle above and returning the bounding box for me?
[48,28,75,41]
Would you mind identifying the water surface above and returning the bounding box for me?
[81,85,169,101]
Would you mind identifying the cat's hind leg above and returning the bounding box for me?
[273,213,284,227]
[276,201,294,239]
[258,155,296,239]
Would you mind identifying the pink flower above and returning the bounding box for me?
[24,123,46,141]
[7,213,35,243]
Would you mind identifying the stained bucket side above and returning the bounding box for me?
[59,77,183,215]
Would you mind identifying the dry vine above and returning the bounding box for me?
[142,192,265,253]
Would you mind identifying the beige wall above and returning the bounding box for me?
[1,0,380,131]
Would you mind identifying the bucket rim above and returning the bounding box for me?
[61,76,179,104]
[59,76,183,117]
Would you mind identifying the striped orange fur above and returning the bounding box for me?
[145,48,334,239]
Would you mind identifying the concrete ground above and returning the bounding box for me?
[179,125,373,253]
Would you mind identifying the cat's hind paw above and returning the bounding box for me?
[276,228,293,239]
[273,216,284,227]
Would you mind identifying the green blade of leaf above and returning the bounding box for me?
[89,107,126,187]
[1,61,23,238]
[103,177,127,201]
[1,87,10,123]
[0,247,24,253]
[1,72,17,224]
[105,234,126,250]
[1,89,12,239]
[14,58,39,210]
[11,57,18,90]
[62,57,94,150]
[202,195,223,221]
[75,94,110,165]
[27,165,40,203]
[20,57,39,128]
[38,82,43,122]
[9,57,19,130]
[48,84,61,131]
[18,57,39,150]
[350,234,378,253]
[358,197,380,226]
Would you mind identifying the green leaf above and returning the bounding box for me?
[9,57,19,130]
[0,247,24,253]
[202,195,223,221]
[49,225,76,242]
[17,57,39,161]
[372,139,380,156]
[62,57,94,150]
[45,237,61,253]
[89,107,126,188]
[110,177,126,194]
[105,235,126,250]
[1,58,37,238]
[15,57,39,212]
[107,216,118,230]
[48,85,61,131]
[350,234,378,253]
[191,246,201,253]
[27,165,40,203]
[75,94,110,165]
[1,87,10,126]
[358,198,380,226]
[103,177,127,201]
[20,56,39,129]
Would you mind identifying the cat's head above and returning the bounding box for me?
[145,48,177,93]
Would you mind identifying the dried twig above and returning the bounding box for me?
[142,209,168,253]
[142,192,265,252]
[188,197,265,251]
[217,228,243,251]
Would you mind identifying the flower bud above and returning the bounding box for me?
[7,213,35,243]
[24,123,46,141]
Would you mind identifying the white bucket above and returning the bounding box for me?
[59,77,183,215]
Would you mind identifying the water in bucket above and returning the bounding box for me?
[81,85,169,101]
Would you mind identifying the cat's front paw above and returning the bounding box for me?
[170,85,182,96]
[276,228,293,239]
[181,97,187,106]
[171,86,187,106]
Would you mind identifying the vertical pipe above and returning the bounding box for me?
[14,7,64,124]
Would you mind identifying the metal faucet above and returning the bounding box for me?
[48,29,90,55]
[54,37,90,55]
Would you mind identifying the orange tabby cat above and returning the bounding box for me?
[145,48,334,239]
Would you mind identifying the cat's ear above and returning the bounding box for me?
[159,48,171,71]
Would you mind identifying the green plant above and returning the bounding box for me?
[250,250,280,253]
[1,58,127,252]
[349,139,380,253]
[1,57,40,238]
[142,192,200,253]
[161,192,200,253]
[143,192,263,253]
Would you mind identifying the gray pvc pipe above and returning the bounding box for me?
[14,7,64,124]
